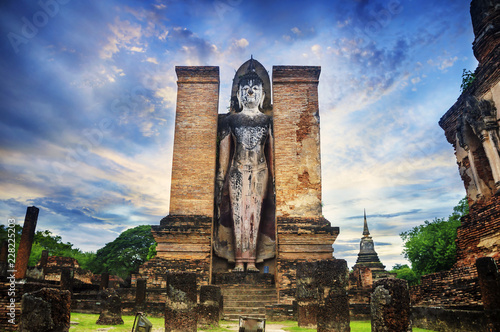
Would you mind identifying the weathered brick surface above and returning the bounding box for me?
[20,287,71,332]
[273,66,323,218]
[15,206,39,279]
[471,0,500,64]
[277,217,339,304]
[371,278,411,332]
[296,260,350,330]
[135,215,212,288]
[169,66,219,217]
[456,195,500,267]
[165,272,198,332]
[198,286,222,327]
[410,265,482,308]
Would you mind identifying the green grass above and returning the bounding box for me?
[70,312,164,331]
[70,313,437,331]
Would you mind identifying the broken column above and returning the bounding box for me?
[296,261,318,328]
[296,260,350,331]
[39,250,48,269]
[96,288,124,325]
[136,278,147,305]
[475,257,500,331]
[14,206,39,279]
[165,272,198,332]
[371,278,411,332]
[19,288,71,332]
[100,272,109,290]
[60,268,73,292]
[0,241,7,277]
[198,285,222,328]
[316,260,350,332]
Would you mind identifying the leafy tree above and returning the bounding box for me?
[0,225,96,270]
[89,225,155,278]
[390,264,420,286]
[400,197,469,277]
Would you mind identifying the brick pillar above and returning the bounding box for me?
[0,241,7,277]
[272,66,323,218]
[14,206,39,279]
[296,261,319,328]
[296,260,350,331]
[316,260,350,332]
[100,272,109,290]
[39,250,48,268]
[165,272,198,332]
[136,278,147,305]
[168,66,219,217]
[198,285,221,328]
[272,67,339,304]
[475,257,500,330]
[60,268,73,292]
[371,278,411,332]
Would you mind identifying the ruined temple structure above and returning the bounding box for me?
[134,58,339,310]
[352,210,386,275]
[411,1,500,331]
[348,211,393,321]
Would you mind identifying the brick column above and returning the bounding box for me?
[14,206,39,279]
[476,257,500,330]
[272,66,322,218]
[136,278,147,305]
[169,66,219,217]
[272,67,339,304]
[0,241,7,277]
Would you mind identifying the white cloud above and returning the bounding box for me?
[100,17,144,59]
[234,38,249,48]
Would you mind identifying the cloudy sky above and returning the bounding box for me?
[1,0,475,269]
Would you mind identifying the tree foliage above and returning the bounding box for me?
[460,69,476,92]
[0,225,96,270]
[400,197,469,277]
[89,225,155,278]
[390,264,420,286]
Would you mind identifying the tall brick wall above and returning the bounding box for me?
[273,66,323,218]
[169,66,219,217]
[272,66,339,304]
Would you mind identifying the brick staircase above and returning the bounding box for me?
[213,273,277,321]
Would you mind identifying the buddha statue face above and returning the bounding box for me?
[238,78,264,110]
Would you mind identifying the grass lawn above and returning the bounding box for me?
[70,313,437,331]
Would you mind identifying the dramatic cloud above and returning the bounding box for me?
[0,0,474,268]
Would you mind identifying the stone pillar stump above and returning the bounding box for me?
[165,272,197,332]
[20,288,71,332]
[371,278,411,332]
[198,285,222,328]
[96,288,124,325]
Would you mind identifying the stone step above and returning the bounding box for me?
[225,299,276,306]
[223,313,266,321]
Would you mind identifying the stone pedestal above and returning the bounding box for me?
[96,288,124,325]
[20,288,71,332]
[198,285,222,327]
[371,278,411,332]
[15,206,39,279]
[165,272,198,332]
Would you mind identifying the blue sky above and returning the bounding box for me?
[1,0,475,269]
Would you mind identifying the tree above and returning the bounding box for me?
[0,225,96,270]
[89,225,155,278]
[390,264,419,286]
[400,197,469,277]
